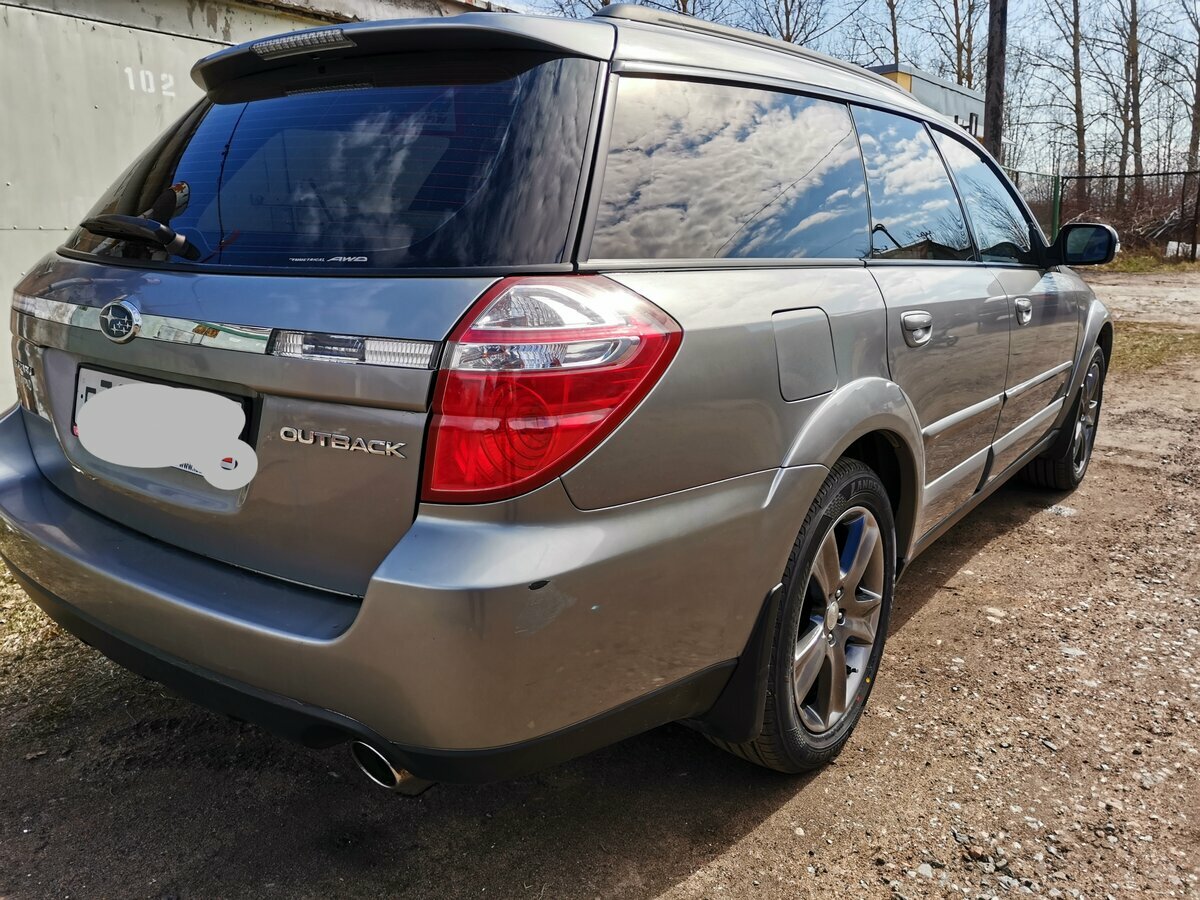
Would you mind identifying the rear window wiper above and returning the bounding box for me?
[81,214,202,261]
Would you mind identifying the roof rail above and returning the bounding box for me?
[592,4,907,95]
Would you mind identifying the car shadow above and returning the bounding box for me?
[0,481,1067,899]
[889,480,1066,635]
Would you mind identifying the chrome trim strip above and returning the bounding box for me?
[992,397,1065,456]
[918,443,991,537]
[908,429,1059,563]
[922,392,1004,439]
[1005,360,1073,401]
[14,294,273,355]
[12,294,438,369]
[923,444,990,504]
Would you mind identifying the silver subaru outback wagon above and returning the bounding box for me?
[1,5,1116,787]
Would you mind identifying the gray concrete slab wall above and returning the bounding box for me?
[1,0,498,406]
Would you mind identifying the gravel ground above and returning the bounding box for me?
[1085,272,1200,325]
[0,274,1197,899]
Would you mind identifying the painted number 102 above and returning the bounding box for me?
[123,67,176,98]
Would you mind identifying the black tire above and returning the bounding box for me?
[1021,344,1106,491]
[710,458,896,773]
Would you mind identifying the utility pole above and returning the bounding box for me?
[983,0,1008,162]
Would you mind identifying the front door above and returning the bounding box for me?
[989,267,1082,474]
[930,128,1083,478]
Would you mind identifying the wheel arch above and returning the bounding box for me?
[840,430,919,571]
[1097,320,1114,367]
[782,378,925,569]
[1055,296,1112,434]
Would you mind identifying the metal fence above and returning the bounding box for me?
[1006,169,1062,239]
[1006,168,1200,257]
[1060,171,1200,258]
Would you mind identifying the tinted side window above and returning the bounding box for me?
[592,78,870,260]
[934,131,1038,265]
[852,107,972,261]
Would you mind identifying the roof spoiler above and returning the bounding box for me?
[191,14,615,93]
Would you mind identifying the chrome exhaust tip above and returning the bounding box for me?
[349,741,434,796]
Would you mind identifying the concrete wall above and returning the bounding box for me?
[0,0,501,405]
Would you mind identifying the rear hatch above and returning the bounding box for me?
[12,44,601,596]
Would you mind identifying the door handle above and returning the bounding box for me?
[1014,297,1033,326]
[900,310,933,347]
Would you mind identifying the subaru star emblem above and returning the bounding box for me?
[98,299,141,344]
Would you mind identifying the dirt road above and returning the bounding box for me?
[1,275,1197,899]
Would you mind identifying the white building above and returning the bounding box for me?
[868,64,985,139]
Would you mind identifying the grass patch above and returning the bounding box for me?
[1112,321,1200,373]
[1100,253,1200,274]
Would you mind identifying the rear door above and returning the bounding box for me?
[853,106,1010,537]
[933,130,1081,477]
[13,49,601,596]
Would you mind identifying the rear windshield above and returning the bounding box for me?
[65,52,599,272]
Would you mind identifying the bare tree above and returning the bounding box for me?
[543,0,588,16]
[1129,0,1145,195]
[1002,43,1039,171]
[1148,0,1200,170]
[1185,0,1200,172]
[1084,0,1156,202]
[1058,0,1087,188]
[534,0,1196,206]
[674,0,741,18]
[740,0,876,48]
[1020,0,1091,195]
[544,0,608,19]
[545,0,737,20]
[835,0,905,66]
[884,0,901,65]
[742,0,830,42]
[917,0,986,87]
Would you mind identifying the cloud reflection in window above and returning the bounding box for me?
[852,107,972,261]
[593,79,870,260]
[934,131,1037,265]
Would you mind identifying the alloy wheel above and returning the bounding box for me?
[1072,358,1102,478]
[793,506,886,734]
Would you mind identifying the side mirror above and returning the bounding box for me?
[1050,223,1119,266]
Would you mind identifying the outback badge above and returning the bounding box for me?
[278,426,405,458]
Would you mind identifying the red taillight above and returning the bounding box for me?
[421,276,682,503]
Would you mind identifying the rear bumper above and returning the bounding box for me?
[0,406,826,778]
[11,571,734,782]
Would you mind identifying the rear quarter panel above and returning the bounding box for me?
[561,265,890,509]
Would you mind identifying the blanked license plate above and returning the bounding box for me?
[73,367,241,477]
